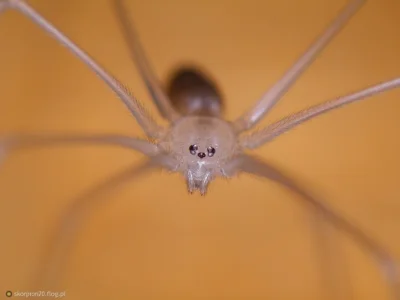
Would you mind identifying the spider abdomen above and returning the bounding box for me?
[166,67,223,117]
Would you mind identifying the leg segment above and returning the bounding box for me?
[241,77,400,149]
[0,0,164,138]
[225,154,400,299]
[31,158,158,289]
[112,0,180,122]
[233,0,366,132]
[310,206,353,299]
[0,133,159,166]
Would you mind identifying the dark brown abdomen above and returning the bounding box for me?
[166,67,223,117]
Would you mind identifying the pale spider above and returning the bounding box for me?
[0,0,399,298]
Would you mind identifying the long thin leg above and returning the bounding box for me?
[311,207,354,299]
[225,154,400,299]
[112,0,180,122]
[241,77,400,149]
[0,133,159,165]
[0,0,164,139]
[232,0,365,132]
[31,158,158,289]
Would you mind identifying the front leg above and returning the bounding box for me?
[232,0,365,132]
[0,0,164,138]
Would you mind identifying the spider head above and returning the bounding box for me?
[162,116,238,195]
[183,143,217,195]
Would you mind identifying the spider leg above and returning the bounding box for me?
[31,155,169,289]
[0,133,159,167]
[232,0,365,132]
[310,206,354,299]
[225,154,400,299]
[241,77,400,149]
[112,0,180,122]
[0,0,164,139]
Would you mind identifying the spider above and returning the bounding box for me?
[0,0,399,298]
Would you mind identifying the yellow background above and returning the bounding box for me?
[0,0,399,299]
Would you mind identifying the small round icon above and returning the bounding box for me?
[6,290,12,297]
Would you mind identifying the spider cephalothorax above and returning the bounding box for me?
[158,115,238,194]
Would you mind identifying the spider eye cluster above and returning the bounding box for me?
[188,144,216,159]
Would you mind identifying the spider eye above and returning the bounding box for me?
[189,144,198,155]
[207,146,216,157]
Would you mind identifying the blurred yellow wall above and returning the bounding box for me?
[0,0,399,299]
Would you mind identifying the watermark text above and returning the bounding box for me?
[5,290,66,298]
